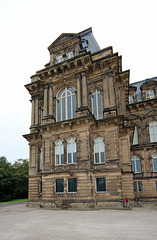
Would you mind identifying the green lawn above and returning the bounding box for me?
[0,199,28,205]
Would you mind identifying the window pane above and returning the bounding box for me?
[100,152,105,163]
[68,178,77,193]
[95,153,99,163]
[96,177,106,192]
[131,160,135,172]
[56,155,59,165]
[93,95,97,118]
[73,152,77,163]
[98,92,103,119]
[72,95,76,118]
[62,98,66,120]
[57,99,61,121]
[67,96,71,119]
[138,182,142,192]
[133,126,138,145]
[56,179,64,193]
[133,182,137,193]
[153,159,157,172]
[136,160,141,173]
[61,154,64,164]
[68,153,72,163]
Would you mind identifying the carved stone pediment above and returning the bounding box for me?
[140,80,157,90]
[48,33,79,50]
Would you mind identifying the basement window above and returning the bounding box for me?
[56,179,64,193]
[68,178,77,193]
[96,177,106,193]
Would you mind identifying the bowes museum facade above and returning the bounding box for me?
[24,28,157,208]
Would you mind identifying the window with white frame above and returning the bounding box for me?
[146,90,155,100]
[55,140,64,165]
[55,178,64,193]
[67,138,77,164]
[66,50,74,59]
[149,121,157,142]
[133,126,138,145]
[131,155,141,173]
[56,54,64,64]
[68,178,77,193]
[96,177,106,192]
[152,153,157,172]
[92,90,103,120]
[94,137,105,164]
[129,95,133,104]
[57,87,76,122]
[40,147,43,170]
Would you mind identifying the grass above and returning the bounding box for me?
[0,199,28,205]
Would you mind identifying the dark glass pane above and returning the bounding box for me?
[72,95,76,118]
[93,95,97,118]
[62,98,66,120]
[100,152,105,163]
[40,181,42,193]
[57,99,61,121]
[131,160,135,172]
[73,152,77,163]
[56,179,64,193]
[138,182,142,192]
[96,177,106,192]
[56,155,59,165]
[98,93,103,119]
[133,182,137,193]
[136,160,141,173]
[95,153,99,163]
[67,96,71,119]
[61,154,64,164]
[68,178,77,193]
[68,153,72,163]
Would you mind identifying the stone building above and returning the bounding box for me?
[23,28,157,208]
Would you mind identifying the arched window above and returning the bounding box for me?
[66,50,74,59]
[92,90,103,120]
[94,137,105,164]
[131,155,141,173]
[133,126,138,145]
[149,121,157,142]
[57,87,76,122]
[129,95,133,104]
[146,90,155,100]
[56,54,64,64]
[152,153,157,172]
[55,140,64,165]
[67,138,77,164]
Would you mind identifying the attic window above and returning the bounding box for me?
[81,39,88,48]
[146,90,155,100]
[129,95,133,104]
[56,54,64,64]
[66,51,74,59]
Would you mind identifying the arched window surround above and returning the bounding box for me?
[56,87,76,122]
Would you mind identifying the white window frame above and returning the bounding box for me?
[56,54,64,64]
[96,177,107,193]
[92,89,103,120]
[56,87,76,122]
[149,121,157,143]
[55,139,64,165]
[146,90,155,100]
[66,50,74,59]
[94,137,105,164]
[131,155,141,173]
[152,153,157,172]
[67,137,77,164]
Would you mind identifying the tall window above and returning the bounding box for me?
[94,137,105,164]
[92,90,103,120]
[41,106,44,125]
[68,178,77,193]
[149,121,157,142]
[56,179,64,193]
[133,126,138,145]
[56,54,63,64]
[131,155,141,173]
[39,181,42,194]
[146,90,155,100]
[57,87,76,122]
[40,148,43,170]
[67,138,77,164]
[66,50,74,59]
[55,140,64,165]
[96,177,106,192]
[129,95,133,104]
[152,153,157,172]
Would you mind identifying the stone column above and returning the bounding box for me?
[76,74,81,108]
[35,98,39,125]
[82,72,88,107]
[31,98,35,126]
[49,84,53,116]
[44,85,48,117]
[108,74,116,108]
[103,74,110,109]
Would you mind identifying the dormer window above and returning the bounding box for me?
[66,51,74,59]
[146,90,155,100]
[56,54,64,64]
[129,95,133,104]
[81,39,88,48]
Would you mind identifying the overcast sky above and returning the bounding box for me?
[0,0,157,163]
